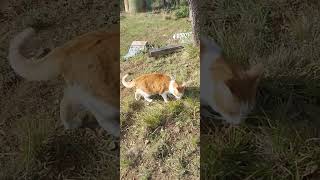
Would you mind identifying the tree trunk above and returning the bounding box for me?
[163,0,167,9]
[124,0,129,12]
[188,0,200,46]
[128,0,145,13]
[189,4,192,21]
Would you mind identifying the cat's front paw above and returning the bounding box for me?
[145,99,153,103]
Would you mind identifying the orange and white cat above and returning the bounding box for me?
[200,36,264,124]
[8,27,120,137]
[122,73,186,103]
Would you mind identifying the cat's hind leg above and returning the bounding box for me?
[69,85,120,137]
[82,96,120,137]
[137,89,153,102]
[60,90,83,129]
[135,90,141,100]
[142,94,153,103]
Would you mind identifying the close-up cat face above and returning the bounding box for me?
[213,60,263,124]
[201,37,264,124]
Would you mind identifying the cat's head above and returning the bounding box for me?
[169,79,187,99]
[215,61,264,124]
[201,37,264,124]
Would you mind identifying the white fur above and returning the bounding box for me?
[135,89,153,102]
[61,85,119,137]
[8,28,60,81]
[169,80,181,99]
[169,80,175,95]
[200,37,222,114]
[160,92,169,103]
[200,37,250,124]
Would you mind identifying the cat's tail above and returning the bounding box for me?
[122,74,135,88]
[8,27,61,81]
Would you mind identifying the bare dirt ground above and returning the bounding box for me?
[0,1,119,179]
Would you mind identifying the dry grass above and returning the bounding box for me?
[0,0,119,179]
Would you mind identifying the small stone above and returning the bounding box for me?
[144,140,150,145]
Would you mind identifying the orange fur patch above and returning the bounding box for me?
[9,28,121,136]
[132,73,185,95]
[59,30,120,107]
[211,57,262,104]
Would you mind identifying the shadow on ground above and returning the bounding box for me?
[185,86,200,101]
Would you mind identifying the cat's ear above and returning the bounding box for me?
[247,63,264,84]
[181,80,192,87]
[177,86,186,92]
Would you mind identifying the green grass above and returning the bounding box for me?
[120,12,199,179]
[17,113,54,176]
[134,101,185,130]
[201,0,320,179]
[120,12,192,57]
[174,5,189,19]
[137,103,167,130]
